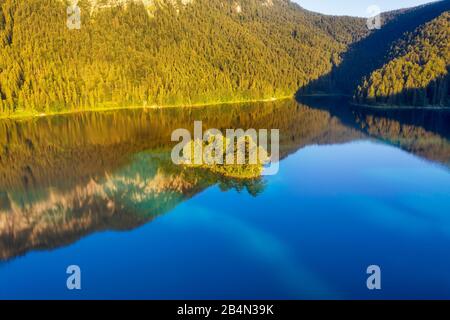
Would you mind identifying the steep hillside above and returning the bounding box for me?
[355,11,449,107]
[298,0,450,108]
[0,0,366,115]
[0,0,447,114]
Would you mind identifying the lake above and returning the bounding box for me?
[0,97,449,299]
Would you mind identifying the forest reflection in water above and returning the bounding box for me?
[0,98,449,261]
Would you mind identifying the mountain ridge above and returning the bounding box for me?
[297,0,449,107]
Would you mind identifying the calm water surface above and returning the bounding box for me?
[0,98,449,299]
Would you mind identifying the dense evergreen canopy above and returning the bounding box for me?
[0,0,448,115]
[355,12,449,107]
[0,0,366,115]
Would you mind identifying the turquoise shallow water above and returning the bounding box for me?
[0,98,449,299]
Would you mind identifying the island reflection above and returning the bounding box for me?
[0,98,449,261]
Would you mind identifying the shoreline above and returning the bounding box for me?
[350,102,450,111]
[3,95,447,120]
[0,96,293,121]
[297,93,351,98]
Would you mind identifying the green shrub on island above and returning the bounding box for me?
[180,134,270,179]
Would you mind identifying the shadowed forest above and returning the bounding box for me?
[298,1,450,107]
[0,0,448,117]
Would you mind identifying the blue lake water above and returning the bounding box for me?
[0,98,449,299]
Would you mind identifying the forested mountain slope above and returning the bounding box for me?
[355,11,449,107]
[0,0,366,115]
[298,1,450,107]
[0,0,448,115]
